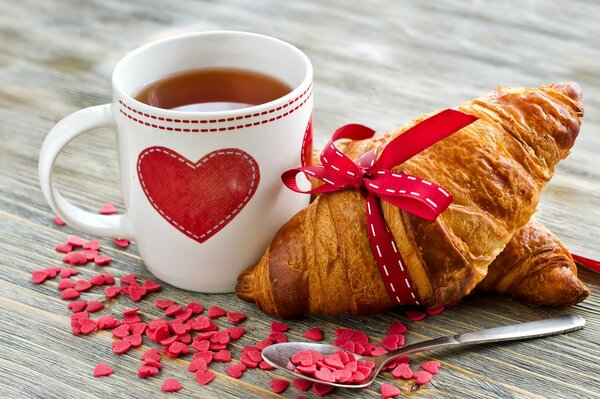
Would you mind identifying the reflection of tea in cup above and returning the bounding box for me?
[134,67,292,112]
[39,31,313,292]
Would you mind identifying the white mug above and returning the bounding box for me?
[39,31,313,292]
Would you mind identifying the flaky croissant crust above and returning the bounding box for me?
[237,83,584,318]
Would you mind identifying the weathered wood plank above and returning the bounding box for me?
[1,0,599,398]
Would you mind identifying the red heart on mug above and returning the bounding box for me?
[137,146,260,243]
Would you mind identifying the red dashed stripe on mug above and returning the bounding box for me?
[118,84,312,132]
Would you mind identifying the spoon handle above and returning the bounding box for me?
[387,314,585,360]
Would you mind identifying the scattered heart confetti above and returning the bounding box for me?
[304,327,323,341]
[413,370,433,385]
[269,379,289,394]
[420,360,441,374]
[99,203,117,215]
[53,215,65,225]
[381,383,401,398]
[161,378,182,392]
[113,238,130,248]
[93,362,113,377]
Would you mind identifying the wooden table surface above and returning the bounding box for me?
[1,0,599,398]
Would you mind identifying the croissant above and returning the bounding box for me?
[318,128,590,308]
[236,82,584,318]
[478,220,589,306]
[315,130,590,308]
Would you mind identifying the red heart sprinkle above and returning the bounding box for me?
[128,285,147,302]
[210,330,230,344]
[67,235,85,247]
[53,215,65,225]
[141,348,161,363]
[192,350,213,364]
[59,268,78,278]
[333,369,352,383]
[165,304,183,317]
[240,354,259,368]
[74,280,92,292]
[207,305,225,318]
[94,255,112,266]
[104,286,121,299]
[112,324,130,339]
[186,301,203,314]
[226,326,245,340]
[188,358,209,373]
[120,273,137,285]
[270,321,289,332]
[226,311,246,324]
[371,346,388,356]
[83,240,100,250]
[323,354,344,369]
[89,275,105,286]
[62,288,80,300]
[161,378,182,392]
[213,349,231,363]
[63,251,88,265]
[381,334,400,351]
[122,307,140,316]
[122,314,142,324]
[97,315,120,330]
[190,316,212,331]
[123,334,142,347]
[113,238,130,248]
[79,318,98,335]
[192,339,211,352]
[138,364,160,378]
[55,243,73,254]
[303,328,323,341]
[413,370,433,385]
[112,339,132,355]
[86,301,105,313]
[268,331,287,343]
[269,379,289,394]
[174,308,193,321]
[67,300,86,312]
[312,382,334,396]
[314,367,335,383]
[143,279,161,292]
[195,369,215,385]
[155,299,174,309]
[381,383,401,398]
[57,278,75,291]
[392,363,413,379]
[167,341,188,356]
[83,250,98,261]
[406,310,427,321]
[293,378,313,391]
[102,274,115,284]
[388,321,407,335]
[420,360,441,374]
[259,360,275,370]
[32,270,49,284]
[226,364,245,378]
[93,362,113,377]
[99,203,117,215]
[129,322,147,335]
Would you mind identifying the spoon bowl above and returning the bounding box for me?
[261,314,585,389]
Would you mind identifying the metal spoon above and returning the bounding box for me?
[261,314,585,389]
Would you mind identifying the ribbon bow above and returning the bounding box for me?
[282,109,478,305]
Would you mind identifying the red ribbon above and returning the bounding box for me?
[572,254,600,273]
[282,109,478,305]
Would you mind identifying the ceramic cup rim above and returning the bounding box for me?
[111,31,313,120]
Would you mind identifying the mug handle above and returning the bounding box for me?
[39,104,134,239]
